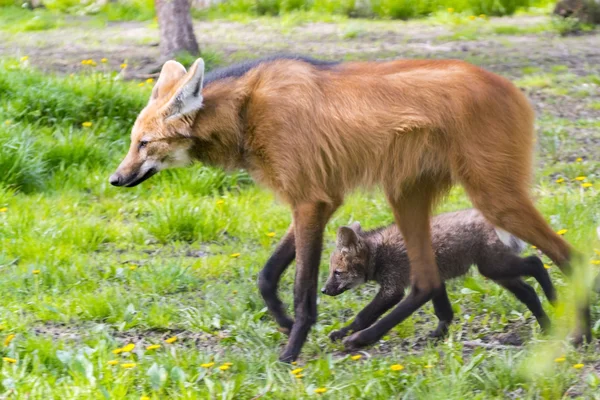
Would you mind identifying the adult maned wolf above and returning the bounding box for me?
[109,55,587,362]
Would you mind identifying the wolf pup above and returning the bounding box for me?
[323,209,556,344]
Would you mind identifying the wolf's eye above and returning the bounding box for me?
[139,140,149,150]
[334,270,342,276]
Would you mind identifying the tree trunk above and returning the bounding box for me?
[155,0,200,60]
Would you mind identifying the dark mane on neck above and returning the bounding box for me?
[204,54,340,86]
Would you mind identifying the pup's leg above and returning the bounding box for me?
[329,288,404,342]
[496,278,551,332]
[429,283,453,338]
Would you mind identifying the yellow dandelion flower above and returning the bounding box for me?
[82,121,92,128]
[20,56,29,61]
[81,59,89,65]
[573,363,584,369]
[555,178,564,183]
[120,63,128,69]
[314,388,327,394]
[591,260,600,265]
[230,253,241,258]
[146,78,154,84]
[575,176,586,181]
[216,199,225,205]
[3,357,16,364]
[424,364,434,368]
[32,269,40,275]
[390,364,404,371]
[295,373,304,378]
[576,157,583,162]
[101,58,108,63]
[556,229,568,235]
[468,15,476,20]
[201,362,215,368]
[89,60,97,66]
[165,336,177,344]
[595,250,600,256]
[138,82,145,87]
[121,363,136,369]
[291,361,297,365]
[141,396,150,400]
[121,343,135,352]
[291,368,303,374]
[4,334,15,346]
[531,245,537,249]
[146,344,161,351]
[554,357,566,363]
[219,365,230,371]
[266,232,276,237]
[0,207,7,213]
[112,348,123,355]
[232,290,238,294]
[350,355,362,361]
[447,7,454,13]
[479,14,486,18]
[3,120,10,126]
[223,362,233,366]
[107,360,119,365]
[544,264,551,269]
[582,183,593,188]
[129,265,137,271]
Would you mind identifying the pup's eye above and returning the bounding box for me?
[139,140,149,149]
[334,270,342,276]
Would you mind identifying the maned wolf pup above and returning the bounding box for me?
[323,209,557,343]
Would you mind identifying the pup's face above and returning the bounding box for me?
[322,222,368,296]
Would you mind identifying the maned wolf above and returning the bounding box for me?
[109,55,583,361]
[323,209,557,344]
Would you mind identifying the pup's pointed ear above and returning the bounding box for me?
[162,58,205,121]
[337,226,359,248]
[151,60,187,102]
[349,222,362,233]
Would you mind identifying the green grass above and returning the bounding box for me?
[0,39,599,399]
[1,0,557,24]
[205,0,556,19]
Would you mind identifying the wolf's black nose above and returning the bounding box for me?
[109,173,121,186]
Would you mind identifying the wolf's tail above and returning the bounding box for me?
[494,227,527,254]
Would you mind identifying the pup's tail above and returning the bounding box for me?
[494,227,527,254]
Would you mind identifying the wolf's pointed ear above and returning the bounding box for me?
[162,58,205,121]
[151,60,187,102]
[337,226,359,248]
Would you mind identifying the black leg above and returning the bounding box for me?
[522,256,557,305]
[497,279,551,332]
[279,202,333,362]
[342,285,438,350]
[478,255,557,305]
[329,288,404,342]
[257,225,296,333]
[429,283,453,338]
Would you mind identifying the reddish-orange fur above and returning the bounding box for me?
[112,57,584,361]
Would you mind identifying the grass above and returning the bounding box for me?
[204,0,556,19]
[0,15,600,397]
[1,0,557,25]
